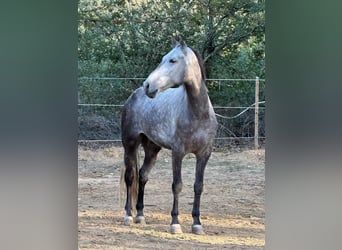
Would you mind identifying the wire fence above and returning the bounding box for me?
[78,77,265,149]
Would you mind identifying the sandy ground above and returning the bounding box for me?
[78,147,265,249]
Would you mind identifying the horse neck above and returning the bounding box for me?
[184,79,210,119]
[181,48,211,119]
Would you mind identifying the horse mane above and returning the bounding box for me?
[189,47,207,81]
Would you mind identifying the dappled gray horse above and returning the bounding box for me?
[121,39,218,234]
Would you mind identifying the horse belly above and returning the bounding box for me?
[144,128,173,150]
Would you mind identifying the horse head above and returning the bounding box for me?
[143,39,201,98]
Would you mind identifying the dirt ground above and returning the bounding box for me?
[78,146,265,249]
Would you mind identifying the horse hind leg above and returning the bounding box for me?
[191,148,212,234]
[135,137,161,224]
[122,138,140,226]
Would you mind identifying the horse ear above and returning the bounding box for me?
[179,38,187,48]
[171,37,179,48]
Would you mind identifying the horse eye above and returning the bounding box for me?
[169,59,177,64]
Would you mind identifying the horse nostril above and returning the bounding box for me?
[144,81,157,98]
[144,82,149,94]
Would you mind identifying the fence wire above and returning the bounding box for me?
[78,77,265,148]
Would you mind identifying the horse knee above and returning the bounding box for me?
[139,171,149,186]
[194,182,203,195]
[172,181,182,194]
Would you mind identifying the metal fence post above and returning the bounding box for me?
[254,77,260,150]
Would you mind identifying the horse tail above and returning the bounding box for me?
[119,165,126,208]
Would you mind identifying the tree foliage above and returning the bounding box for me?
[78,0,265,79]
[78,0,265,143]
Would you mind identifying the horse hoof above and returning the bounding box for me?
[170,224,183,234]
[192,224,205,235]
[123,215,133,226]
[134,216,146,224]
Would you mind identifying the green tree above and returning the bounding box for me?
[78,0,264,79]
[78,0,265,141]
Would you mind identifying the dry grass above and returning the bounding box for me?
[79,147,265,249]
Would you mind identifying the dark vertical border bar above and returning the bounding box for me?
[266,1,342,250]
[0,1,78,250]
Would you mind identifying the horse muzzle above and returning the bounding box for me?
[144,82,158,98]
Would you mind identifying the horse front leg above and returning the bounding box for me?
[191,149,212,234]
[170,152,184,234]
